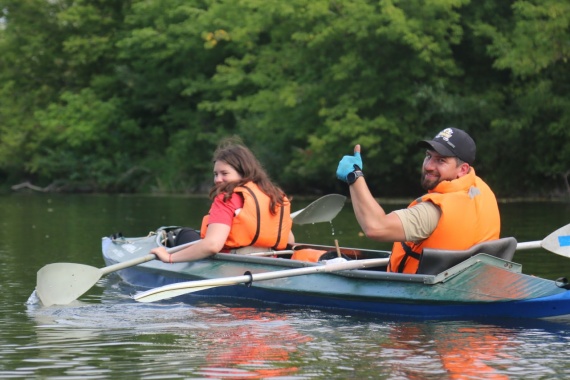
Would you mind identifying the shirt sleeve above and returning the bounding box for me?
[207,193,244,226]
[393,202,441,243]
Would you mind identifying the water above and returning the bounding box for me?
[1,194,570,379]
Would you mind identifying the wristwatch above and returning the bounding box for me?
[347,170,364,185]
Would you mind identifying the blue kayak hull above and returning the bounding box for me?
[101,229,570,320]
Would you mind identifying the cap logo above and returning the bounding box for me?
[436,128,456,148]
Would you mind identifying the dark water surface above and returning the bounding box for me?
[1,194,570,379]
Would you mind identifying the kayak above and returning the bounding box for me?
[100,226,570,320]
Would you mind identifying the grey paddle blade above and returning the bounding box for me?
[291,194,346,225]
[36,263,103,306]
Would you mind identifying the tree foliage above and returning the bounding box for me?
[0,0,568,197]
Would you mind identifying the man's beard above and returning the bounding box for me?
[420,171,440,191]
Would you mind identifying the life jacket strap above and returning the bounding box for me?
[241,185,261,246]
[272,199,285,250]
[396,242,421,273]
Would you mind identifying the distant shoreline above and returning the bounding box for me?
[4,188,569,204]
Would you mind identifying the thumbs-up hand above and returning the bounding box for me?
[336,145,363,183]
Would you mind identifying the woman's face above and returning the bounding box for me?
[213,160,243,185]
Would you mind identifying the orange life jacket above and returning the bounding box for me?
[388,169,500,273]
[200,182,292,250]
[291,248,328,262]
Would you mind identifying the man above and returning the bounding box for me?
[336,127,500,274]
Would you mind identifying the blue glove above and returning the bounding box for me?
[336,148,363,183]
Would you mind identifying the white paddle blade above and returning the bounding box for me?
[543,223,570,258]
[134,275,251,303]
[291,194,346,225]
[36,263,103,306]
[134,285,219,303]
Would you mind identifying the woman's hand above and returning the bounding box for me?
[150,246,170,263]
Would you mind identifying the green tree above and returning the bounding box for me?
[113,0,234,192]
[0,0,140,191]
[197,0,474,195]
[474,0,570,196]
[0,0,68,185]
[0,0,568,197]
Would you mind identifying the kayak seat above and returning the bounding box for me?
[417,237,518,275]
[162,227,201,247]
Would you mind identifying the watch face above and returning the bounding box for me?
[347,172,356,183]
[348,170,362,184]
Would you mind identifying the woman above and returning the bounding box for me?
[151,138,294,263]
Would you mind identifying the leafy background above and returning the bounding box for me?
[0,0,568,198]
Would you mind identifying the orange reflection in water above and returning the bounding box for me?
[199,307,312,379]
[385,323,514,379]
[437,327,511,380]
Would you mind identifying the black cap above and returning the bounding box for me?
[417,127,476,164]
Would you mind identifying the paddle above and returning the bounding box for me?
[35,194,347,306]
[133,258,389,303]
[516,223,570,258]
[36,240,199,307]
[290,194,346,225]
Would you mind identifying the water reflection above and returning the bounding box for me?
[24,277,312,379]
[196,307,311,378]
[375,318,570,379]
[382,322,512,379]
[19,281,570,379]
[3,195,570,378]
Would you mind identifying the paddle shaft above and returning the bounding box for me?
[223,257,389,282]
[515,223,570,256]
[134,258,389,302]
[515,241,541,250]
[100,254,153,275]
[100,240,199,276]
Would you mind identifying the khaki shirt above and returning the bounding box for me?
[393,202,441,243]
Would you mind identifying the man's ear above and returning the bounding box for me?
[458,163,471,177]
